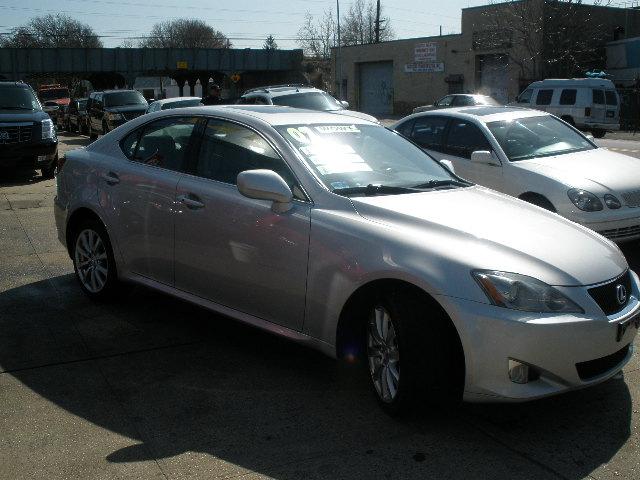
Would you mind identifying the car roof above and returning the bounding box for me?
[243,85,323,98]
[0,81,31,89]
[152,97,201,105]
[405,106,548,124]
[528,78,615,88]
[150,104,377,126]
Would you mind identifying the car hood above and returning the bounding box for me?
[104,104,148,113]
[513,148,640,193]
[350,186,626,286]
[0,110,48,122]
[332,109,379,123]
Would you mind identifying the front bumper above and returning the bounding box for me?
[583,122,620,131]
[0,139,58,169]
[439,270,639,402]
[558,206,640,243]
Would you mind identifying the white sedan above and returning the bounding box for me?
[392,107,640,242]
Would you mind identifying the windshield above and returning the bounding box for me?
[162,99,202,110]
[39,88,69,101]
[486,115,595,161]
[0,87,41,110]
[276,124,465,195]
[104,91,147,107]
[272,92,344,111]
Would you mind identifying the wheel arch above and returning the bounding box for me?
[65,207,109,257]
[518,191,556,212]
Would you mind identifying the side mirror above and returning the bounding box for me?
[237,169,293,212]
[470,150,501,167]
[340,100,350,109]
[439,159,455,174]
[585,133,595,142]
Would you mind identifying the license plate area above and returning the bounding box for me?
[617,311,640,341]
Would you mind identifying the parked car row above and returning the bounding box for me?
[55,98,639,415]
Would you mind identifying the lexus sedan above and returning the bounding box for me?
[54,105,638,414]
[412,94,501,113]
[393,107,640,243]
[146,96,202,114]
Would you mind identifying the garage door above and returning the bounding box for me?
[480,54,509,104]
[359,62,393,115]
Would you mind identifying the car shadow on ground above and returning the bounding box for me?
[56,132,91,147]
[0,169,48,186]
[0,273,634,479]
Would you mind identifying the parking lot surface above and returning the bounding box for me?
[1,132,639,480]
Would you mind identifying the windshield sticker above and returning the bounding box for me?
[318,163,372,175]
[286,127,313,144]
[315,125,360,134]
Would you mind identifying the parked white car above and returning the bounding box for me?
[511,78,619,138]
[392,106,640,243]
[55,105,638,414]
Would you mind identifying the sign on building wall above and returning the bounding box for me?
[404,62,445,73]
[414,42,437,62]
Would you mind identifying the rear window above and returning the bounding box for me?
[104,91,147,107]
[559,89,576,105]
[272,92,343,111]
[605,90,618,106]
[536,90,553,105]
[592,89,605,105]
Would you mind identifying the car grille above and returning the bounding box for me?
[588,270,632,316]
[598,224,640,240]
[122,112,143,121]
[622,190,640,208]
[576,344,630,381]
[0,124,33,144]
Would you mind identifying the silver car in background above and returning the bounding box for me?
[54,105,638,414]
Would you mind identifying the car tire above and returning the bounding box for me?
[102,122,109,135]
[561,116,575,127]
[592,129,606,138]
[41,154,57,179]
[89,124,97,140]
[365,288,463,416]
[71,218,119,301]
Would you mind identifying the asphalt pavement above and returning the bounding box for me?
[0,131,639,480]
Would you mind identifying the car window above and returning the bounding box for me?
[436,95,454,107]
[238,96,255,105]
[411,116,448,151]
[487,115,595,161]
[104,91,147,108]
[452,96,475,106]
[195,119,301,196]
[559,89,577,105]
[0,87,41,111]
[121,117,198,171]
[592,89,605,105]
[162,99,202,110]
[271,92,343,111]
[445,120,492,159]
[605,90,618,106]
[535,89,553,105]
[394,119,414,138]
[254,96,270,105]
[517,89,533,104]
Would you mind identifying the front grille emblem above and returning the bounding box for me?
[0,130,9,142]
[616,284,628,306]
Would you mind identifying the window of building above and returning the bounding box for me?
[535,89,553,105]
[559,89,577,105]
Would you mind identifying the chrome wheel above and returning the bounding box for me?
[74,228,109,293]
[367,306,400,403]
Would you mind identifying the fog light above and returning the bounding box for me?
[509,359,530,384]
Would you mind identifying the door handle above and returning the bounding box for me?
[100,171,120,185]
[177,194,205,210]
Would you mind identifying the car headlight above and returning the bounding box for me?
[604,194,621,209]
[107,112,124,121]
[472,270,584,314]
[41,119,56,140]
[567,188,603,211]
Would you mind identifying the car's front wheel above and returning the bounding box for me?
[592,129,606,138]
[71,219,119,300]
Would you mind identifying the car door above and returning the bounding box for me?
[98,116,199,286]
[174,118,311,331]
[591,89,606,124]
[440,119,503,190]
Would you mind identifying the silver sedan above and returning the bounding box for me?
[54,105,638,415]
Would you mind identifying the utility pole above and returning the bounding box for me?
[375,0,381,43]
[337,0,343,100]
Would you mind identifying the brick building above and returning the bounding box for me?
[331,0,640,116]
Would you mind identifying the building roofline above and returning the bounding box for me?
[331,32,462,51]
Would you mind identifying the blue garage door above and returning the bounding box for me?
[359,62,393,115]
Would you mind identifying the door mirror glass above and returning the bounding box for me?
[439,159,455,174]
[470,150,500,166]
[340,100,350,109]
[585,133,595,142]
[237,169,293,211]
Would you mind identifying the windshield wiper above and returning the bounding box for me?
[411,179,470,189]
[332,184,421,197]
[0,106,34,110]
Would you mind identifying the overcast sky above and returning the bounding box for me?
[0,0,495,49]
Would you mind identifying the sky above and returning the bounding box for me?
[0,0,493,49]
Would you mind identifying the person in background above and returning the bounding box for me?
[202,84,225,105]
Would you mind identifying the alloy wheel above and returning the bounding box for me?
[367,305,400,403]
[74,228,109,293]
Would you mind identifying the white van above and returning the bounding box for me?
[512,78,620,138]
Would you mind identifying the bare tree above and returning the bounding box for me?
[341,0,393,46]
[0,14,103,48]
[139,19,230,48]
[297,11,337,60]
[263,35,278,51]
[480,0,613,82]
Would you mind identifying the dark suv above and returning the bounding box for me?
[0,82,58,178]
[87,90,148,140]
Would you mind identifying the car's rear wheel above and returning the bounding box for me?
[592,129,606,138]
[71,219,119,300]
[41,153,57,179]
[89,123,97,140]
[365,289,463,415]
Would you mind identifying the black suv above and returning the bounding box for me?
[87,90,148,140]
[0,82,58,178]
